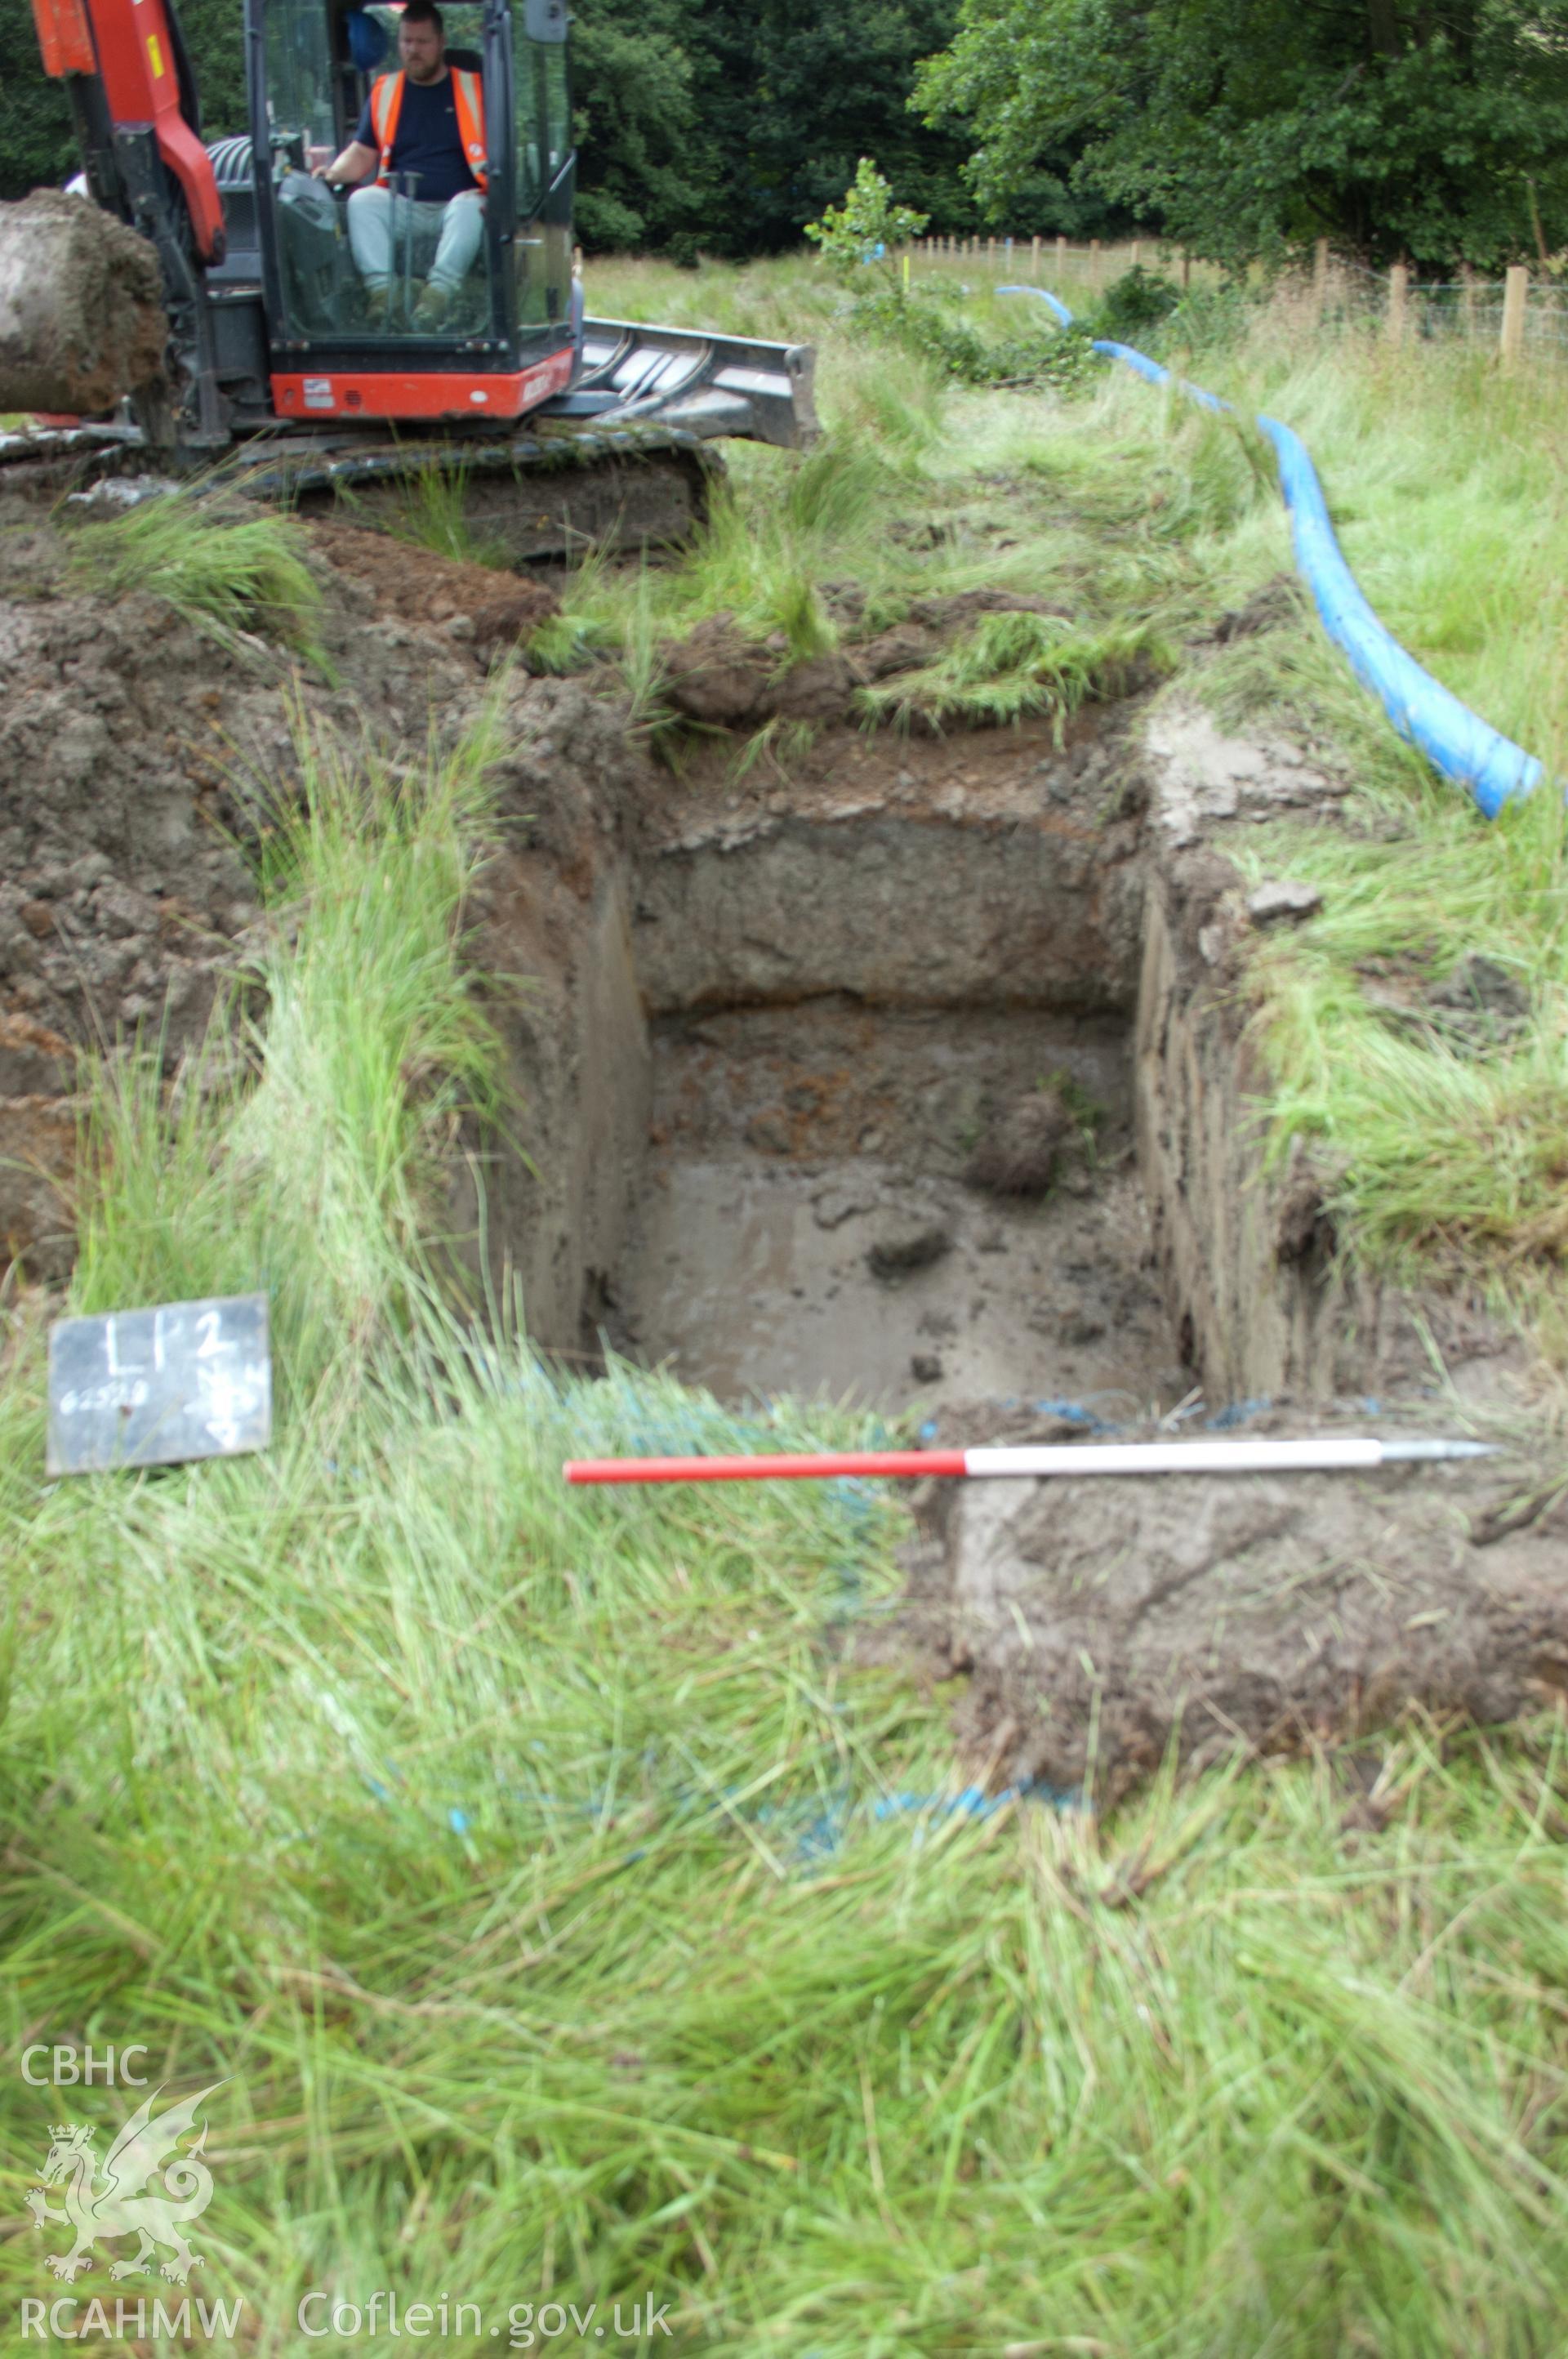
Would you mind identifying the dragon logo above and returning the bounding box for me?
[25,2081,225,2285]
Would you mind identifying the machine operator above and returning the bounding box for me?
[314,0,486,329]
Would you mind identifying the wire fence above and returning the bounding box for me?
[903,234,1568,364]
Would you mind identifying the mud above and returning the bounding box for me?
[0,193,166,417]
[879,1405,1568,1806]
[612,1000,1180,1415]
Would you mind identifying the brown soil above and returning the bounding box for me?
[875,1403,1568,1807]
[0,498,523,1271]
[302,520,557,655]
[0,191,166,416]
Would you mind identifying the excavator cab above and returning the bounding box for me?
[249,0,577,419]
[18,0,817,469]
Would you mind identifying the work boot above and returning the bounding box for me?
[411,280,454,330]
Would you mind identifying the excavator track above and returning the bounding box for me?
[0,315,817,561]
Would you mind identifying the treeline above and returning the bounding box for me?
[0,0,1120,245]
[4,0,1564,265]
[915,0,1568,270]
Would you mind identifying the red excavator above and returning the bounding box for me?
[2,0,817,549]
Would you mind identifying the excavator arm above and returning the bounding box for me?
[24,0,229,444]
[29,0,225,262]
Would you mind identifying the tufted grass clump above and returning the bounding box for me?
[68,488,327,662]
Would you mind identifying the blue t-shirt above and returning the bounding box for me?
[354,73,479,203]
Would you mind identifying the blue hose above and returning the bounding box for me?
[998,284,1545,817]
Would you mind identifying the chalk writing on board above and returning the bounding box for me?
[47,1294,272,1476]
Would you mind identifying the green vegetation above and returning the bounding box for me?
[805,157,930,275]
[860,607,1169,730]
[10,680,1568,2352]
[566,0,986,253]
[7,235,1568,2350]
[853,279,1103,390]
[917,0,1568,265]
[66,492,327,666]
[384,466,514,573]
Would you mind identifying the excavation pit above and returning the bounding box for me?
[468,685,1561,1801]
[611,999,1185,1418]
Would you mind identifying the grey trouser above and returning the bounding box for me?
[346,185,484,293]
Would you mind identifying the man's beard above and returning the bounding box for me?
[404,54,443,80]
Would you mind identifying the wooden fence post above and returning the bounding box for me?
[1031,233,1042,281]
[1056,234,1067,272]
[1090,236,1101,281]
[1130,238,1141,270]
[1312,237,1329,319]
[1386,261,1408,345]
[1182,249,1191,291]
[1501,264,1529,365]
[987,234,996,271]
[1459,261,1475,340]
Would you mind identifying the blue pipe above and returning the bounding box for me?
[997,284,1544,817]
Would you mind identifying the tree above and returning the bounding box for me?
[914,0,1568,266]
[687,0,980,251]
[568,0,709,249]
[0,0,76,198]
[804,156,929,273]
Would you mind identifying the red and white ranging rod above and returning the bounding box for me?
[563,1437,1497,1486]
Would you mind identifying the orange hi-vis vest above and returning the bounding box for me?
[369,67,488,191]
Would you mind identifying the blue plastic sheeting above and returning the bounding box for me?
[997,286,1545,817]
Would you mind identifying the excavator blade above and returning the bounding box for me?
[548,317,819,452]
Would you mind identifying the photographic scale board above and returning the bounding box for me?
[47,1293,272,1476]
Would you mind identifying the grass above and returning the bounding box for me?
[65,489,327,666]
[381,464,514,573]
[11,694,1568,2352]
[859,608,1171,733]
[9,251,1568,2353]
[530,261,1241,757]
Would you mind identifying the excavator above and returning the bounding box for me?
[0,0,817,553]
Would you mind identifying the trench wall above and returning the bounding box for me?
[1134,858,1372,1402]
[478,701,1503,1410]
[632,806,1146,1014]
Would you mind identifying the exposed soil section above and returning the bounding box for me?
[0,497,546,1273]
[632,707,1144,1014]
[878,1405,1568,1807]
[304,520,558,655]
[1135,702,1529,1407]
